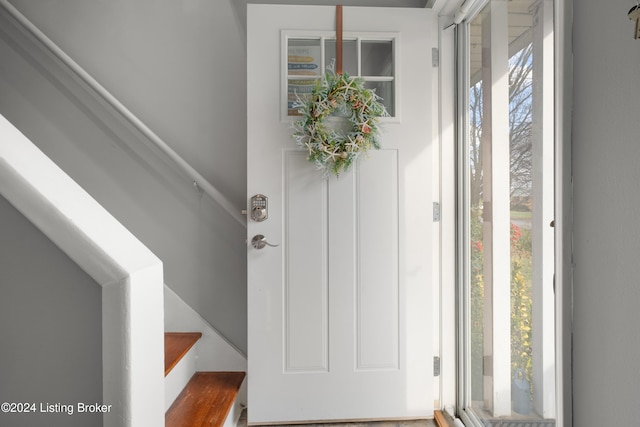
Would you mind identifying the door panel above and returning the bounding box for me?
[283,152,329,373]
[355,150,399,371]
[247,5,437,423]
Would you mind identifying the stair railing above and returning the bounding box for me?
[0,0,246,227]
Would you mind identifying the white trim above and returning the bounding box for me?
[554,0,573,425]
[454,0,476,24]
[438,17,458,411]
[455,0,490,24]
[455,19,473,422]
[531,0,556,418]
[164,285,248,362]
[0,115,164,427]
[0,0,245,228]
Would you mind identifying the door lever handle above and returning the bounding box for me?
[250,234,279,249]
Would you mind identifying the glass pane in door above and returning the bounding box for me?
[324,38,357,75]
[287,38,321,116]
[364,81,394,117]
[361,40,393,76]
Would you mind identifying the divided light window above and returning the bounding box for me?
[459,0,557,426]
[285,34,396,119]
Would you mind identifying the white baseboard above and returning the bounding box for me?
[224,397,246,427]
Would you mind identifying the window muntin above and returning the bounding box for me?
[285,33,397,119]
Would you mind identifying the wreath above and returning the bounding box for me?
[292,70,388,176]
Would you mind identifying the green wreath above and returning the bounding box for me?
[292,71,388,176]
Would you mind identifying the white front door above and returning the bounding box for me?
[247,5,437,424]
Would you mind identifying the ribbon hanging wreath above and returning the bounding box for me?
[291,68,388,176]
[291,5,387,177]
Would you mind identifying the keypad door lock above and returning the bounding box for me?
[250,194,268,222]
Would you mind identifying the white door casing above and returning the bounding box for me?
[247,5,437,424]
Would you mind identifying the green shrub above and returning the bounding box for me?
[469,209,533,399]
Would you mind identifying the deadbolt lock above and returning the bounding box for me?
[250,194,268,222]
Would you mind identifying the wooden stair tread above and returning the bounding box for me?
[166,371,246,427]
[165,332,202,376]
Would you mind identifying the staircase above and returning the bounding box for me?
[165,332,246,427]
[0,7,249,424]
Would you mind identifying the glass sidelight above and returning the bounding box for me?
[460,0,557,425]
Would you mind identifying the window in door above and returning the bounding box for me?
[284,33,396,119]
[458,0,557,425]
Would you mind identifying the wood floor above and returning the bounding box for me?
[237,411,438,427]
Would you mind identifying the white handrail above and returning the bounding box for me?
[0,0,246,228]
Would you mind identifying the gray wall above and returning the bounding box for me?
[0,195,102,427]
[0,0,248,352]
[7,0,248,210]
[572,0,640,424]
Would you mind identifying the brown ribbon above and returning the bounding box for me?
[336,5,343,75]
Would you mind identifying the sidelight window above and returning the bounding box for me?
[458,0,557,426]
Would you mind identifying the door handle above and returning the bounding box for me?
[250,234,279,250]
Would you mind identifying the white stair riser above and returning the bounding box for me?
[164,342,198,411]
[165,285,248,409]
